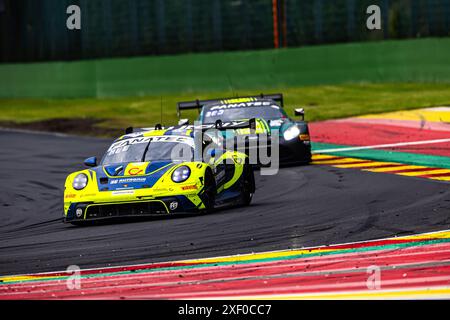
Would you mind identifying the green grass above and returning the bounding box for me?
[0,82,449,135]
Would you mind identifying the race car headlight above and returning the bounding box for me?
[72,173,88,190]
[172,166,191,183]
[283,126,301,141]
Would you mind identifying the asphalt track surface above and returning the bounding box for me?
[1,129,449,276]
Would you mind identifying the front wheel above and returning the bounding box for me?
[201,170,216,213]
[241,164,255,206]
[68,221,91,227]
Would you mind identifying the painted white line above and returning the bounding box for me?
[313,138,450,154]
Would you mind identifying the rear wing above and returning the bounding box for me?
[197,119,258,151]
[176,119,258,133]
[177,93,284,118]
[124,120,256,135]
[203,118,257,132]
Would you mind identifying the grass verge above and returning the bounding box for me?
[0,82,449,137]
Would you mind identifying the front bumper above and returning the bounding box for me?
[224,134,311,165]
[278,139,312,165]
[64,195,199,223]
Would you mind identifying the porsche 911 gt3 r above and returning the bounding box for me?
[177,94,311,165]
[64,125,256,225]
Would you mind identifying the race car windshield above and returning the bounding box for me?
[143,142,194,162]
[102,137,194,165]
[202,105,286,123]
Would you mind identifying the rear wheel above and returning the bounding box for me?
[241,164,255,206]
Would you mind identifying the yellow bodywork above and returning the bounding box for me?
[64,148,247,218]
[64,162,207,217]
[234,118,270,135]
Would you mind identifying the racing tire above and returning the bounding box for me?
[241,164,255,206]
[202,170,216,214]
[69,221,91,227]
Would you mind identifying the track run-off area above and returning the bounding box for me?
[0,106,449,299]
[1,230,450,299]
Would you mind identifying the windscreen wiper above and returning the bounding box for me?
[141,140,152,162]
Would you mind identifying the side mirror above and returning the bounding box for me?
[125,127,133,134]
[178,119,189,126]
[215,119,223,129]
[294,108,305,120]
[84,157,97,167]
[207,149,216,158]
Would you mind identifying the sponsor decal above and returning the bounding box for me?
[110,177,147,184]
[220,97,256,104]
[127,167,144,176]
[75,208,83,218]
[107,135,194,155]
[80,193,96,198]
[210,101,273,111]
[181,185,198,191]
[169,201,178,211]
[209,101,272,111]
[299,134,310,141]
[65,194,76,199]
[269,119,283,127]
[204,110,224,118]
[123,163,148,176]
[112,190,135,196]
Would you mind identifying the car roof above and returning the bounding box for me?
[116,128,194,142]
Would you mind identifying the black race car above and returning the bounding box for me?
[177,94,311,165]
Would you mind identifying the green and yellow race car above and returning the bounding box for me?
[64,123,256,225]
